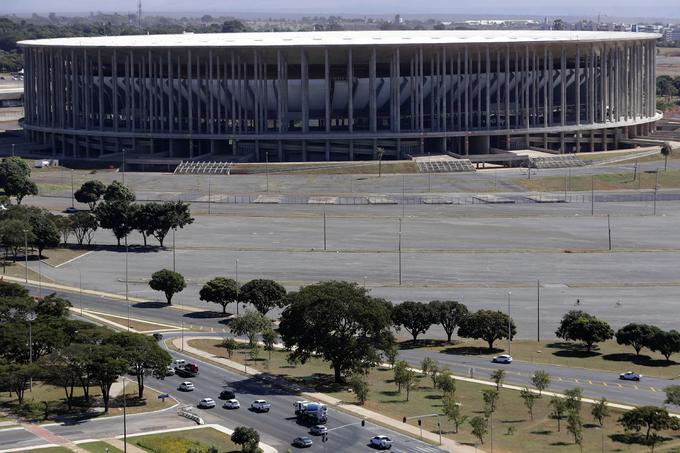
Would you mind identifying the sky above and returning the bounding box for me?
[2,0,679,20]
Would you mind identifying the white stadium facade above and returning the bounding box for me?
[18,30,661,163]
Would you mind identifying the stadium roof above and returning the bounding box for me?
[18,30,660,48]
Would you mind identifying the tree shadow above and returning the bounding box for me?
[602,353,677,367]
[610,433,672,446]
[398,339,449,350]
[546,342,601,358]
[132,301,169,309]
[530,430,552,435]
[440,346,502,356]
[183,310,228,319]
[549,441,573,446]
[424,394,442,400]
[91,244,162,254]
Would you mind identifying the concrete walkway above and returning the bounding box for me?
[103,438,147,453]
[21,424,89,453]
[173,336,479,453]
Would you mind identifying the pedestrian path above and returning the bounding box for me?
[21,424,89,453]
[103,437,147,453]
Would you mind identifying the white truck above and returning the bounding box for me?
[294,400,328,424]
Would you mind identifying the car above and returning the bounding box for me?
[492,354,513,364]
[251,399,271,412]
[152,333,164,341]
[198,398,216,408]
[223,399,240,409]
[309,425,328,436]
[178,381,195,391]
[619,371,642,381]
[64,207,77,214]
[165,366,175,376]
[292,436,313,448]
[219,389,236,400]
[370,435,392,450]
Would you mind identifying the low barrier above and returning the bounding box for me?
[177,405,204,425]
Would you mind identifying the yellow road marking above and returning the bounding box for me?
[588,380,593,385]
[617,384,623,388]
[651,387,657,392]
[574,379,579,383]
[602,382,607,386]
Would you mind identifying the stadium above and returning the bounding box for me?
[19,30,661,164]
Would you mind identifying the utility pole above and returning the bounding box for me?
[23,229,27,283]
[507,292,512,354]
[402,175,406,218]
[607,214,612,251]
[123,376,128,453]
[70,170,75,208]
[591,175,594,216]
[125,235,129,331]
[265,152,269,192]
[235,258,239,317]
[537,280,540,342]
[323,205,327,251]
[172,227,176,272]
[653,170,659,216]
[398,218,402,286]
[122,148,126,185]
[208,175,211,215]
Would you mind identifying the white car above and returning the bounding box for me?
[492,354,513,364]
[178,381,195,391]
[223,399,240,409]
[165,366,175,376]
[251,399,272,412]
[198,398,216,408]
[619,371,642,381]
[370,435,393,450]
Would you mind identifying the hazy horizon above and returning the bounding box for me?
[1,0,679,21]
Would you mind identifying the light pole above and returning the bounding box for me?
[122,376,128,453]
[208,175,212,215]
[265,152,269,192]
[78,268,83,316]
[653,170,659,216]
[398,218,402,286]
[323,205,327,251]
[23,229,28,283]
[507,291,512,355]
[27,311,36,391]
[37,252,41,298]
[125,235,129,331]
[70,170,75,208]
[122,148,126,185]
[172,227,176,272]
[235,258,239,317]
[401,175,406,218]
[537,280,540,342]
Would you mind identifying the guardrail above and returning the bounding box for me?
[177,405,204,425]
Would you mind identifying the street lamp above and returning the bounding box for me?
[172,226,176,272]
[23,229,28,283]
[125,235,129,331]
[235,258,239,317]
[122,376,128,453]
[27,311,36,392]
[507,292,512,355]
[122,148,127,185]
[78,268,83,316]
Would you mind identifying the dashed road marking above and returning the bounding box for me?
[634,385,639,390]
[574,379,579,383]
[602,382,607,386]
[617,384,623,388]
[588,380,593,385]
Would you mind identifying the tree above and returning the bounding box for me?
[566,410,583,447]
[349,374,369,405]
[591,397,610,427]
[0,156,38,204]
[146,201,193,247]
[564,387,583,414]
[74,180,106,210]
[469,416,488,445]
[90,344,128,412]
[94,200,135,246]
[442,395,467,433]
[148,269,185,305]
[555,310,614,352]
[661,142,673,171]
[36,294,72,318]
[39,350,81,410]
[278,281,394,383]
[238,279,287,315]
[393,360,408,393]
[482,389,499,416]
[249,345,261,361]
[550,396,567,432]
[221,337,238,358]
[28,210,60,257]
[229,310,271,347]
[435,371,456,397]
[429,300,468,343]
[491,369,505,391]
[520,387,538,420]
[618,406,677,442]
[199,277,239,315]
[261,328,277,360]
[106,331,171,398]
[648,329,680,362]
[383,341,398,368]
[0,362,38,404]
[71,211,98,245]
[457,309,516,351]
[403,368,420,401]
[52,214,72,245]
[616,323,661,356]
[531,370,551,396]
[231,426,260,453]
[0,218,34,261]
[420,357,437,386]
[0,280,28,298]
[391,301,435,344]
[132,203,156,247]
[103,180,135,203]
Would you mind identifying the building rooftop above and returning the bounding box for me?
[18,30,660,48]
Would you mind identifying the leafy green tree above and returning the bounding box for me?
[458,309,516,351]
[221,337,238,358]
[71,211,98,245]
[103,180,135,203]
[0,280,28,297]
[229,310,271,347]
[564,387,583,414]
[469,416,488,445]
[618,406,677,442]
[664,385,680,406]
[74,180,106,210]
[531,370,551,396]
[616,323,661,356]
[648,329,680,362]
[278,281,394,383]
[148,269,186,305]
[249,345,261,361]
[520,387,538,420]
[661,142,673,171]
[383,341,399,368]
[0,157,38,204]
[230,426,260,453]
[0,362,38,404]
[0,218,34,261]
[482,389,499,416]
[435,371,456,397]
[94,200,136,246]
[429,300,468,343]
[420,357,437,385]
[39,350,82,410]
[52,214,72,245]
[549,396,567,432]
[261,328,277,360]
[403,368,420,401]
[143,201,193,247]
[106,331,172,398]
[90,343,128,412]
[591,397,610,427]
[199,277,239,315]
[132,203,156,247]
[555,310,614,352]
[36,294,72,318]
[442,395,467,433]
[238,279,287,315]
[491,369,506,391]
[391,301,435,344]
[28,209,60,257]
[349,374,369,405]
[393,360,408,392]
[566,410,583,447]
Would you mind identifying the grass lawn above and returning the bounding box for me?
[0,262,56,284]
[86,312,179,333]
[40,247,91,267]
[515,169,680,192]
[234,160,418,175]
[419,338,680,380]
[131,427,240,453]
[106,382,176,417]
[78,441,123,453]
[188,338,680,453]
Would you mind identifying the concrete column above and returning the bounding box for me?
[369,47,377,133]
[301,48,309,134]
[324,47,330,134]
[348,47,353,133]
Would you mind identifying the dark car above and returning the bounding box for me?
[152,333,164,341]
[292,437,313,448]
[219,389,236,400]
[64,207,78,214]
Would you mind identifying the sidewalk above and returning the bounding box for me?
[173,336,479,453]
[21,424,89,453]
[103,438,147,453]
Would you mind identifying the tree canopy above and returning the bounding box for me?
[148,269,186,305]
[74,180,106,210]
[615,323,661,356]
[429,300,468,343]
[199,277,239,314]
[0,157,38,204]
[391,301,435,344]
[555,310,614,352]
[457,309,516,351]
[238,279,287,315]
